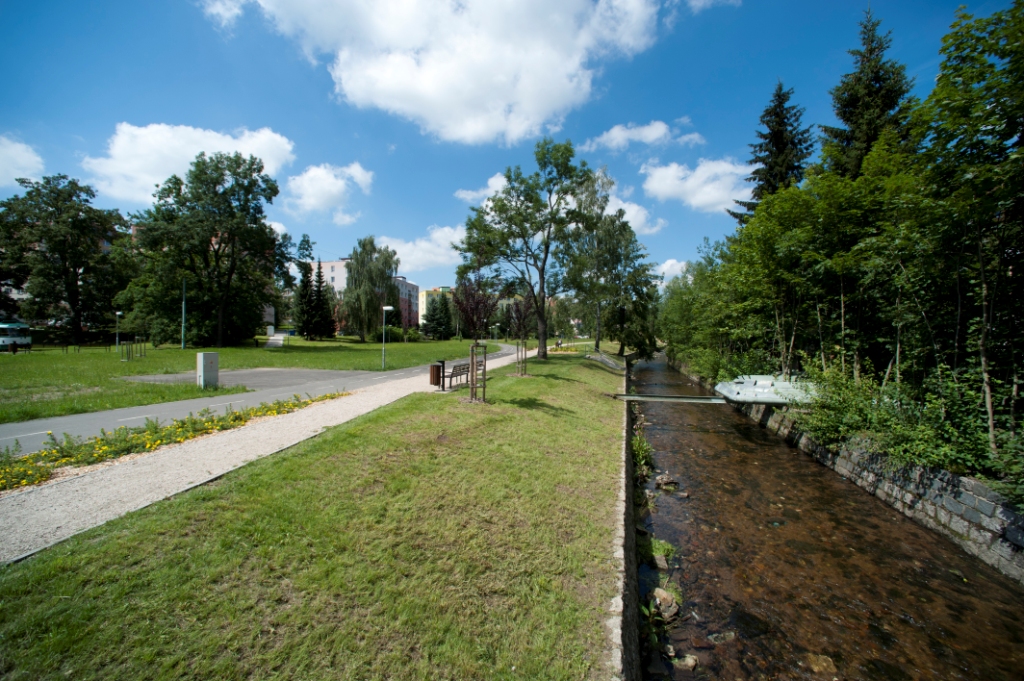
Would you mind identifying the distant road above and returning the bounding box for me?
[0,345,515,454]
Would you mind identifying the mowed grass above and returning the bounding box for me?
[0,338,494,424]
[0,355,626,680]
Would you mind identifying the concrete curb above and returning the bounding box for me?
[602,357,641,680]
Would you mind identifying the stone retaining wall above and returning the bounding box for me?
[605,357,641,681]
[671,360,1024,588]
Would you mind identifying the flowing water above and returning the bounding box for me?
[634,356,1024,681]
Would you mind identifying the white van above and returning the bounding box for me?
[0,323,32,352]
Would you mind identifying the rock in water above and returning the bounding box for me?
[708,631,736,645]
[655,473,678,489]
[804,654,837,673]
[652,587,679,620]
[654,554,669,571]
[674,654,698,671]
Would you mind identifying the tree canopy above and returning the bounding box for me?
[341,236,399,342]
[120,152,283,347]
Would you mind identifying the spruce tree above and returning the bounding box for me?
[437,293,455,340]
[820,10,913,179]
[728,81,813,225]
[294,262,313,339]
[310,259,335,339]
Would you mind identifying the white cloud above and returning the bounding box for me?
[581,120,705,152]
[82,123,296,204]
[200,0,661,145]
[607,194,665,235]
[676,132,706,147]
[284,162,372,226]
[0,135,44,186]
[203,0,246,26]
[657,258,686,282]
[641,158,751,213]
[687,0,741,11]
[454,173,508,203]
[268,221,287,234]
[379,225,467,274]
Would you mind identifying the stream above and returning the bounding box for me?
[634,355,1024,680]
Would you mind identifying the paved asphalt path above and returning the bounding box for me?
[0,344,515,454]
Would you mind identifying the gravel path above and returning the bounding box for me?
[0,347,534,563]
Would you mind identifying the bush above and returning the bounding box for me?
[404,327,421,342]
[372,325,405,343]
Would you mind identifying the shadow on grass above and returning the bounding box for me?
[502,397,574,415]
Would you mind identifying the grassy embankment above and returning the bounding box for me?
[0,355,626,680]
[0,337,494,424]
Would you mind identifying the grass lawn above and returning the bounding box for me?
[0,355,625,680]
[0,337,495,424]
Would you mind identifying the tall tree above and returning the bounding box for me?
[821,10,914,179]
[458,138,591,359]
[124,152,281,347]
[341,236,399,341]
[292,234,315,338]
[422,294,455,340]
[728,81,814,225]
[0,175,128,342]
[308,259,336,339]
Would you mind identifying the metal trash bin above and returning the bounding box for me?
[430,363,442,387]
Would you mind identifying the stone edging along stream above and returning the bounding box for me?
[669,359,1024,589]
[604,353,641,681]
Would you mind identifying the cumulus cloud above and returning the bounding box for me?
[581,120,705,152]
[606,194,665,235]
[657,258,687,283]
[82,123,295,204]
[641,158,751,213]
[379,225,467,274]
[454,172,508,203]
[200,0,661,145]
[0,135,44,186]
[284,162,372,226]
[268,221,287,234]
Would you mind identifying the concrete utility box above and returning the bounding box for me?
[197,352,218,389]
[266,325,275,337]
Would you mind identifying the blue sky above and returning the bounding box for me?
[0,0,1009,290]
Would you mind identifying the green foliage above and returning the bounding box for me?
[121,152,282,347]
[0,175,131,341]
[422,294,455,340]
[340,236,399,341]
[660,4,1022,498]
[820,9,914,178]
[728,81,814,224]
[458,138,592,357]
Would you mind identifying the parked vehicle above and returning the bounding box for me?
[0,323,32,352]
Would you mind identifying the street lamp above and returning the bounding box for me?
[116,311,123,349]
[382,305,394,370]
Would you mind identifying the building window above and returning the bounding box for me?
[331,276,335,283]
[331,265,335,272]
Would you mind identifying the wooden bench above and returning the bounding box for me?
[447,363,470,389]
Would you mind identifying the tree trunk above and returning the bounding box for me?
[816,302,826,371]
[594,302,601,352]
[977,238,999,458]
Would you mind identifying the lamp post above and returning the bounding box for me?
[116,311,122,350]
[382,305,394,370]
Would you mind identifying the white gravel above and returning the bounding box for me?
[0,348,533,563]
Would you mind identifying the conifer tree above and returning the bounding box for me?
[310,259,335,339]
[728,82,813,225]
[821,10,913,179]
[292,234,314,338]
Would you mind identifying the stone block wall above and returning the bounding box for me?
[671,360,1024,588]
[605,360,641,680]
[747,403,1024,587]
